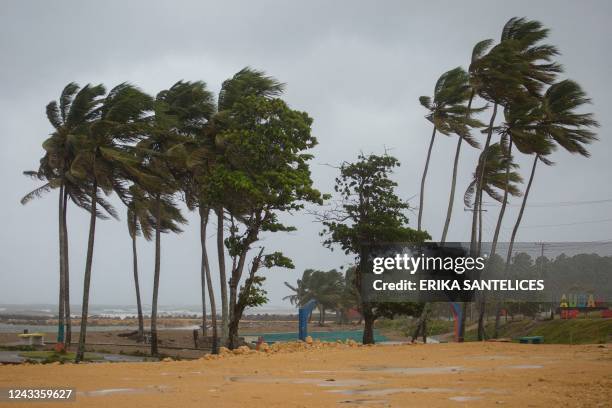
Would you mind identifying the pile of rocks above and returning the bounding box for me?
[198,336,363,361]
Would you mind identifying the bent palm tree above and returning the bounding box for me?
[439,42,490,244]
[418,67,481,233]
[506,80,598,264]
[465,143,523,340]
[126,185,153,342]
[73,83,154,362]
[469,17,561,253]
[21,83,107,346]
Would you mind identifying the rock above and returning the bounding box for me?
[233,346,252,355]
[305,336,313,344]
[218,347,231,355]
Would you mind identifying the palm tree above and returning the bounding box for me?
[165,80,218,352]
[469,17,561,253]
[465,143,523,340]
[417,67,481,233]
[439,41,492,244]
[506,80,598,264]
[73,83,154,362]
[21,83,107,346]
[464,143,523,250]
[126,185,153,341]
[414,66,484,343]
[284,269,344,325]
[137,82,201,356]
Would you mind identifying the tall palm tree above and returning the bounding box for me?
[137,82,201,356]
[465,143,523,340]
[73,83,154,362]
[506,80,598,263]
[21,83,107,346]
[469,17,561,253]
[165,80,218,352]
[439,41,492,244]
[417,67,480,233]
[413,66,484,342]
[126,185,153,341]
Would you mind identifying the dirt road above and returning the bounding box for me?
[0,342,610,407]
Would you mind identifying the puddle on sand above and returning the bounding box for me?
[503,365,543,369]
[80,385,169,397]
[330,387,458,397]
[360,366,465,375]
[449,396,483,402]
[80,388,143,397]
[339,399,389,405]
[228,376,374,387]
[466,355,512,361]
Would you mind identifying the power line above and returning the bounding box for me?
[507,218,612,229]
[481,198,612,208]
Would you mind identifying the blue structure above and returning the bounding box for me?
[298,299,318,341]
[450,302,463,341]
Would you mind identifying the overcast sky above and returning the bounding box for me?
[1,0,610,310]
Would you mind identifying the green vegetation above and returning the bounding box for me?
[465,318,612,344]
[320,154,430,343]
[377,318,454,339]
[19,351,104,363]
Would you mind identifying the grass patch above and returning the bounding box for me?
[377,318,453,338]
[19,351,104,363]
[465,318,612,344]
[0,345,36,352]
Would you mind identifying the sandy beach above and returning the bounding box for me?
[0,342,610,407]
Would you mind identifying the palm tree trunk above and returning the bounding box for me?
[440,92,474,243]
[200,208,219,354]
[491,139,513,257]
[506,155,538,265]
[62,188,71,346]
[471,103,498,253]
[216,208,228,341]
[131,222,144,342]
[75,180,97,363]
[477,187,483,254]
[199,207,209,338]
[57,184,65,344]
[151,196,162,356]
[440,136,463,244]
[417,126,437,231]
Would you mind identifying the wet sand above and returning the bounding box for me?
[0,342,610,407]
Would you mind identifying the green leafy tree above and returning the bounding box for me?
[206,87,323,348]
[202,68,285,341]
[322,154,429,344]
